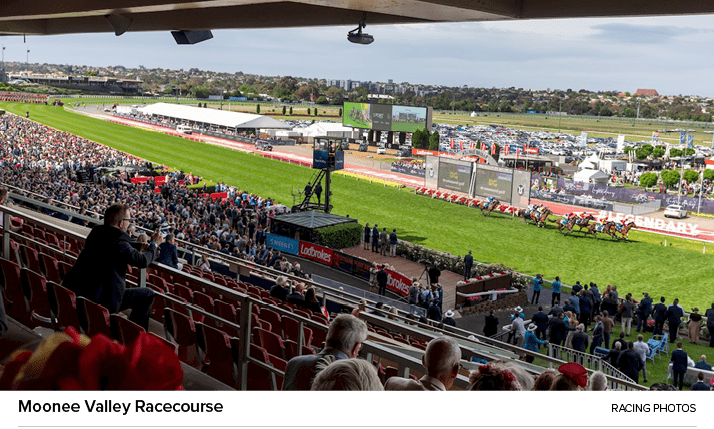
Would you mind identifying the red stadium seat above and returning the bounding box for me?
[255,327,285,361]
[247,344,278,391]
[164,307,200,367]
[282,316,313,347]
[111,314,146,345]
[21,268,54,328]
[80,298,112,338]
[39,252,62,284]
[0,257,27,323]
[260,308,282,335]
[49,281,81,331]
[197,322,236,387]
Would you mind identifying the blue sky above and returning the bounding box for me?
[2,14,713,97]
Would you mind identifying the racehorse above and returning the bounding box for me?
[549,216,576,234]
[572,214,595,233]
[529,207,552,228]
[479,198,500,216]
[585,221,619,240]
[521,204,542,222]
[615,220,637,240]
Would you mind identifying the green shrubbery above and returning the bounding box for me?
[314,223,362,248]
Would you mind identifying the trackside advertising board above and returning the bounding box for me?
[266,233,299,255]
[437,158,472,194]
[474,164,513,201]
[298,241,334,265]
[385,269,412,297]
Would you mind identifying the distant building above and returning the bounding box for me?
[635,88,659,97]
[7,73,143,94]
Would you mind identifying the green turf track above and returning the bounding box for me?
[3,102,714,309]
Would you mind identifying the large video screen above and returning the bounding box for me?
[391,105,428,132]
[437,159,471,193]
[343,103,373,129]
[343,102,430,132]
[474,165,513,201]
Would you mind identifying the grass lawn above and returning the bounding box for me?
[4,101,714,310]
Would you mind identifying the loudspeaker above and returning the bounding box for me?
[171,30,214,45]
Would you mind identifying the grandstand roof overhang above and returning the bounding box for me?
[1,1,713,36]
[137,103,291,130]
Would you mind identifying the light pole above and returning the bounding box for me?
[558,101,562,133]
[25,49,29,77]
[1,45,5,71]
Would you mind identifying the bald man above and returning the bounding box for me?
[384,337,462,391]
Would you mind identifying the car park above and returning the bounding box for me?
[664,204,687,219]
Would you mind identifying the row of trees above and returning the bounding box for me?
[638,169,714,188]
[624,144,696,160]
[411,128,440,150]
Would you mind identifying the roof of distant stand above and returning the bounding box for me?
[137,103,291,129]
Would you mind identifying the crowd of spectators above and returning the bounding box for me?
[0,113,309,276]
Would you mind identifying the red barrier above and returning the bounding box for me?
[385,269,412,297]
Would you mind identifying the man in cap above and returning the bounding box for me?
[385,337,461,391]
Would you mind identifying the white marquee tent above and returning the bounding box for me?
[137,102,291,130]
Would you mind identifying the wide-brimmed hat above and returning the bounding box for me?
[445,310,455,318]
[536,274,543,278]
[515,306,523,313]
[558,362,588,388]
[693,307,700,312]
[527,323,537,331]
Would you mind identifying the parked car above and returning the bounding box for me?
[663,204,687,219]
[376,145,387,155]
[255,140,273,151]
[358,142,369,152]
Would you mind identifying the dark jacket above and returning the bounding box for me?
[571,331,589,352]
[666,305,684,325]
[156,241,179,268]
[617,349,642,380]
[653,302,667,322]
[270,284,289,301]
[532,311,549,332]
[286,292,305,306]
[671,349,689,373]
[548,318,567,344]
[63,225,157,313]
[376,269,388,286]
[484,315,499,337]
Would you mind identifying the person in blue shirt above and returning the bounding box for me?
[551,276,562,307]
[524,324,548,363]
[389,229,398,257]
[569,292,580,318]
[531,274,543,304]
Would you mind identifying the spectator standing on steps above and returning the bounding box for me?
[463,250,473,280]
[376,265,388,296]
[531,274,543,305]
[314,182,322,205]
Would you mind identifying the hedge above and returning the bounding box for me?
[314,222,362,249]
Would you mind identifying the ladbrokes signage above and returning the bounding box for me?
[299,242,334,265]
[385,269,411,297]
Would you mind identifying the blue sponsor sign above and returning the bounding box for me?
[526,110,538,114]
[687,134,694,148]
[680,131,686,145]
[335,151,344,171]
[508,144,523,152]
[266,233,299,255]
[229,96,248,101]
[313,150,329,169]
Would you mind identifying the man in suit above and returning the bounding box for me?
[590,315,604,355]
[694,354,712,371]
[531,306,549,341]
[636,292,653,332]
[283,314,367,390]
[286,282,305,306]
[376,265,388,296]
[670,341,688,390]
[548,312,568,349]
[371,224,379,252]
[705,303,714,347]
[652,296,668,336]
[385,337,461,391]
[156,233,179,269]
[665,299,684,343]
[269,276,289,301]
[463,250,473,280]
[691,372,711,391]
[379,227,388,256]
[617,341,642,383]
[605,342,622,368]
[63,203,161,330]
[483,310,499,337]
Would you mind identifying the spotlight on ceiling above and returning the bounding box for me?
[347,20,373,45]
